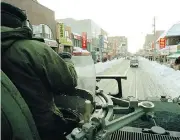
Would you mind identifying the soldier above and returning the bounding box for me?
[1,2,77,140]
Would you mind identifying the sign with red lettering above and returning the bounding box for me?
[152,41,154,49]
[82,32,87,49]
[159,38,166,49]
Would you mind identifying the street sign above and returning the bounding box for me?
[82,32,87,49]
[159,38,166,49]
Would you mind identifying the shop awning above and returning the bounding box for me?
[167,52,180,59]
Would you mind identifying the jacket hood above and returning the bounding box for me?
[1,26,17,53]
[1,26,32,54]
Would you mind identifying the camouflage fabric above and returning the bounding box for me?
[1,26,77,140]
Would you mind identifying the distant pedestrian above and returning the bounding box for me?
[175,57,180,65]
[97,58,100,63]
[160,57,163,64]
[174,57,180,70]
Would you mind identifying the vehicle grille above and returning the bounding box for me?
[127,111,180,132]
[110,131,180,140]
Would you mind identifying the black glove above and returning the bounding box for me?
[60,108,81,135]
[59,52,72,59]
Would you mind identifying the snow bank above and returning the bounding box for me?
[73,57,123,93]
[140,57,180,98]
[95,58,123,74]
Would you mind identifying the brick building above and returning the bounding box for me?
[2,0,56,39]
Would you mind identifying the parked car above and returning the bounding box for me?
[130,59,139,67]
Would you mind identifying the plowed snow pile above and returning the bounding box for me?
[140,57,180,98]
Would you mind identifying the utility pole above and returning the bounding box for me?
[153,16,156,61]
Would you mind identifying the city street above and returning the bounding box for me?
[97,58,167,100]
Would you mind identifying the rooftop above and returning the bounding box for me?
[157,21,180,41]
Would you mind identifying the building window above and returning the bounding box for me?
[80,40,82,48]
[32,24,54,40]
[74,40,76,47]
[73,39,75,47]
[75,40,77,47]
[65,31,69,38]
[32,25,42,35]
[167,37,180,46]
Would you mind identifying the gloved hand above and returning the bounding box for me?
[59,52,72,59]
[60,108,80,136]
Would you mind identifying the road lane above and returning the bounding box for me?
[98,59,130,95]
[98,58,166,100]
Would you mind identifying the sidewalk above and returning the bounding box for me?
[155,60,179,70]
[140,57,180,98]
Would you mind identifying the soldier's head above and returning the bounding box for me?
[1,2,27,28]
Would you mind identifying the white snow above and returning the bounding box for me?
[72,56,123,93]
[140,57,180,98]
[72,47,123,74]
[95,58,123,74]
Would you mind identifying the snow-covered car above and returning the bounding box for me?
[130,59,139,67]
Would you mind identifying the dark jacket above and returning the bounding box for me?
[175,57,180,65]
[1,26,77,139]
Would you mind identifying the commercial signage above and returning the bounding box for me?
[152,41,154,49]
[82,32,87,49]
[64,25,72,39]
[60,38,73,46]
[169,45,177,53]
[74,35,81,40]
[56,23,73,46]
[99,35,104,48]
[159,38,166,49]
[59,23,65,38]
[56,23,65,43]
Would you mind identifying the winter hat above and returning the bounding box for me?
[1,2,27,28]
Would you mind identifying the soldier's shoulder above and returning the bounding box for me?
[15,39,50,52]
[8,39,55,59]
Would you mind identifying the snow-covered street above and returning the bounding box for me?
[96,57,180,99]
[95,58,123,74]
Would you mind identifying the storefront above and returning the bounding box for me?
[71,33,92,52]
[167,45,180,59]
[44,38,58,51]
[100,29,108,58]
[102,35,108,58]
[32,24,58,51]
[59,38,73,53]
[72,33,81,47]
[157,22,180,59]
[56,22,73,53]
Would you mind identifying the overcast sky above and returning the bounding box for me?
[38,0,180,53]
